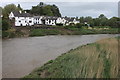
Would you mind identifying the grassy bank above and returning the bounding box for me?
[2,26,119,38]
[2,27,30,38]
[29,27,119,37]
[23,37,119,78]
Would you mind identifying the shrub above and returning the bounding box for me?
[2,31,9,38]
[2,18,10,31]
[75,23,83,28]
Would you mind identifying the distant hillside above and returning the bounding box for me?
[28,2,61,17]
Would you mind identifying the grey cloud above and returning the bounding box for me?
[54,2,118,18]
[1,2,118,18]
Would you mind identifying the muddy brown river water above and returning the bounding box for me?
[2,34,119,78]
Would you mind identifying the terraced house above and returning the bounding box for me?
[9,11,80,27]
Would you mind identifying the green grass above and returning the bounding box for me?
[23,37,119,78]
[29,27,119,37]
[2,25,119,38]
[2,29,25,38]
[30,29,61,36]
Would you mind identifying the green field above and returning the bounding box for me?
[23,37,119,78]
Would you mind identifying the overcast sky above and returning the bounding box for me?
[0,0,119,18]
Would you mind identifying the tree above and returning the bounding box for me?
[3,4,18,17]
[30,3,61,17]
[79,17,84,23]
[0,7,2,15]
[0,7,2,30]
[107,17,120,28]
[93,18,101,26]
[38,2,44,6]
[84,16,94,27]
[17,4,23,11]
[99,14,106,19]
[51,4,61,17]
[100,17,108,26]
[98,14,108,26]
[2,18,10,31]
[42,5,53,16]
[75,23,83,28]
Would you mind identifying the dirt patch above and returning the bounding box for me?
[40,70,51,78]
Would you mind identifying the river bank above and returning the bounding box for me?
[24,36,119,78]
[2,26,119,39]
[2,34,119,78]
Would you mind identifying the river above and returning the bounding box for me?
[2,34,119,78]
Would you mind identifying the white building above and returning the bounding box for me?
[42,16,57,25]
[9,11,34,26]
[34,16,43,25]
[9,11,80,26]
[56,17,66,25]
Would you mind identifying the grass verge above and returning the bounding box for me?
[29,27,119,37]
[23,37,119,78]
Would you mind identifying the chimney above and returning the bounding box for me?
[19,10,22,14]
[25,11,27,13]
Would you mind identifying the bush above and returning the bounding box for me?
[75,23,83,28]
[2,18,10,31]
[2,31,9,38]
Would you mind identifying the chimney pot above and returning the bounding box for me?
[19,10,22,14]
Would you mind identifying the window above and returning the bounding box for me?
[29,21,32,23]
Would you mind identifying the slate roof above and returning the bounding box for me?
[12,11,79,22]
[34,16,41,18]
[41,16,58,20]
[64,17,75,22]
[13,11,33,17]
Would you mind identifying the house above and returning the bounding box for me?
[56,17,66,25]
[42,16,58,25]
[34,16,43,25]
[9,11,80,26]
[64,17,80,25]
[9,11,34,26]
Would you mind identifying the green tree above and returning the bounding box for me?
[75,23,83,28]
[79,17,84,23]
[0,7,2,30]
[42,5,53,16]
[51,4,61,17]
[2,18,10,31]
[3,4,18,17]
[107,17,120,28]
[98,14,108,26]
[30,2,61,17]
[0,7,2,15]
[17,4,23,11]
[38,2,44,6]
[84,16,94,27]
[93,18,101,26]
[99,14,106,19]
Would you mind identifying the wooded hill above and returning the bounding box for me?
[25,2,61,17]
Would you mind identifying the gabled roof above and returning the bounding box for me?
[12,11,33,17]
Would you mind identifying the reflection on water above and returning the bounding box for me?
[2,34,119,78]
